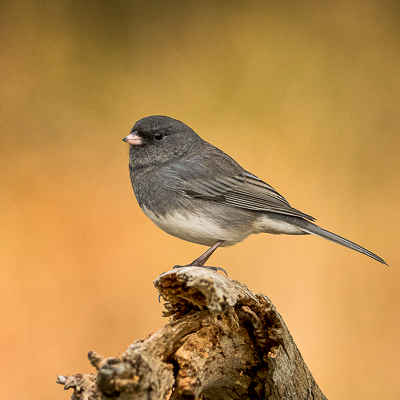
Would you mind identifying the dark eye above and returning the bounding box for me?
[154,133,164,141]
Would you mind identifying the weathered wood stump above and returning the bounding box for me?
[57,267,327,399]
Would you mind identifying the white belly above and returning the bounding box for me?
[141,206,249,246]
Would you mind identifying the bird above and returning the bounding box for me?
[123,115,386,267]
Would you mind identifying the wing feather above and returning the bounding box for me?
[177,165,315,221]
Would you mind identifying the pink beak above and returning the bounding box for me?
[122,132,143,145]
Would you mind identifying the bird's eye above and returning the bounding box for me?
[154,133,164,141]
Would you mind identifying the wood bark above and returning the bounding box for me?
[57,267,327,399]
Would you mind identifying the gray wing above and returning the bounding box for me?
[170,157,316,221]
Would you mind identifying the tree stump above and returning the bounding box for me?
[57,267,327,399]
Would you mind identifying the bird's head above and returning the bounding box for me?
[123,115,203,167]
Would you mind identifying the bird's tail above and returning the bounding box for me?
[292,219,387,265]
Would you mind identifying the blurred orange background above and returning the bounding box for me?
[1,1,399,399]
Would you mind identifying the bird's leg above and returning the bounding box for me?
[174,240,227,275]
[190,240,225,267]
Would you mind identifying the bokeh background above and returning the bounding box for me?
[1,1,399,399]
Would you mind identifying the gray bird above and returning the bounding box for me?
[123,115,386,267]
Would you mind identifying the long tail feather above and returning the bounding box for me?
[299,221,387,265]
[270,214,387,265]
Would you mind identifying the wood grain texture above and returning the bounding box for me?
[57,267,327,399]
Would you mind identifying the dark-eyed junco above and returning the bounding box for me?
[123,115,386,266]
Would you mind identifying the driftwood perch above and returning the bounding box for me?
[57,267,327,399]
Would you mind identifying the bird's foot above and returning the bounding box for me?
[172,240,228,275]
